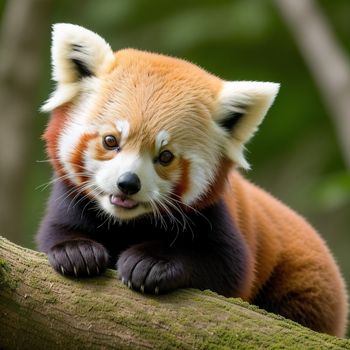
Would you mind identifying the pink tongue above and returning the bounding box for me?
[110,194,139,209]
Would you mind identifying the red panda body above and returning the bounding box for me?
[37,24,348,337]
[224,172,347,336]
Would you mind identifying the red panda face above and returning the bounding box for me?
[43,24,279,221]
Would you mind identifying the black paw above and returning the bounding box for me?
[116,243,189,295]
[48,239,109,277]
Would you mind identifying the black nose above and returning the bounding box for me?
[117,172,141,195]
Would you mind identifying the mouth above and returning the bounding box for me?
[109,194,140,209]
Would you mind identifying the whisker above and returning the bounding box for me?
[35,171,91,191]
[36,159,53,163]
[53,178,94,211]
[154,197,178,232]
[156,192,196,241]
[157,195,184,230]
[147,195,167,231]
[147,191,196,245]
[168,192,213,232]
[67,182,96,211]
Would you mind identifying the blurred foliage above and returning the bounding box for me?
[1,0,349,317]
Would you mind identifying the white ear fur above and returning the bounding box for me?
[41,23,114,112]
[215,81,280,169]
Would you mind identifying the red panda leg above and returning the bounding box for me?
[252,261,348,337]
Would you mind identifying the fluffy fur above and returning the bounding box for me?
[37,23,348,337]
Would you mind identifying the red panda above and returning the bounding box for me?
[37,23,348,337]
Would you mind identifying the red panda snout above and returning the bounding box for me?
[117,172,141,195]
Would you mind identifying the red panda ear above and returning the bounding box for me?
[41,23,114,112]
[214,81,280,169]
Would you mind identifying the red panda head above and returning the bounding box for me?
[43,23,279,221]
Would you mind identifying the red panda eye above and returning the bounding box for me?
[158,150,174,165]
[103,135,120,151]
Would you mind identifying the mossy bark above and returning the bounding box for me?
[0,236,349,349]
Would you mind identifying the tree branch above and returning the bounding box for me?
[0,237,348,349]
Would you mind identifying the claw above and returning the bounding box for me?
[127,280,132,289]
[140,285,145,293]
[73,266,78,277]
[155,286,159,295]
[60,266,65,275]
[86,266,90,276]
[96,266,100,274]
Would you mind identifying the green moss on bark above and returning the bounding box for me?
[0,236,349,350]
[0,258,17,290]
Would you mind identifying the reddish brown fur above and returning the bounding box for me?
[43,104,70,178]
[70,132,98,183]
[92,133,119,161]
[173,158,190,199]
[194,158,234,209]
[93,142,116,161]
[222,171,348,336]
[155,153,179,182]
[86,49,222,156]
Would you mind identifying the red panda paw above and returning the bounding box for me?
[116,242,189,295]
[47,239,109,277]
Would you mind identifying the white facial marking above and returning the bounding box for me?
[155,130,170,153]
[93,149,171,220]
[58,80,101,184]
[116,119,130,146]
[181,151,219,206]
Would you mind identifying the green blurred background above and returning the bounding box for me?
[1,0,349,334]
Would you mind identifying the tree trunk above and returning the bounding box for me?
[0,237,348,349]
[274,0,350,169]
[0,0,52,244]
